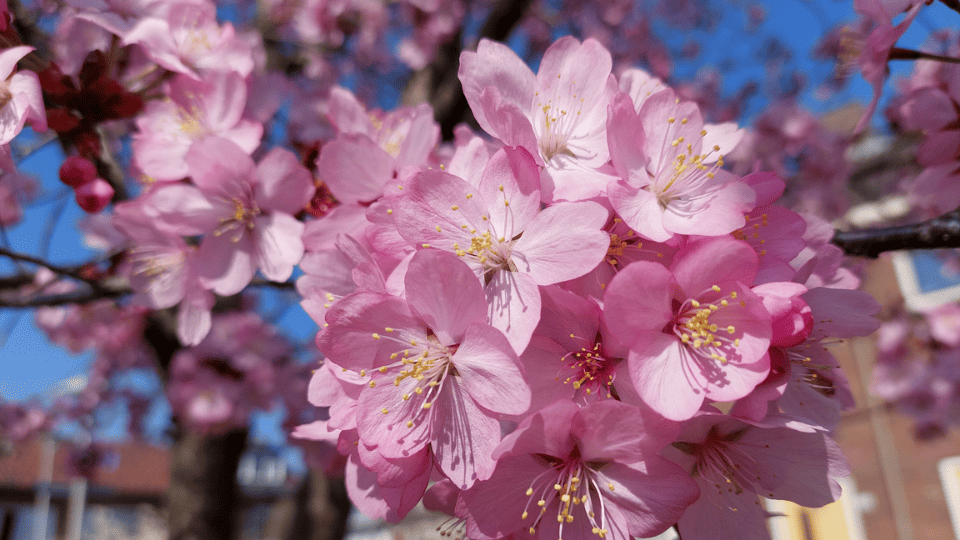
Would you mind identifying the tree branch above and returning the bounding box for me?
[402,0,534,139]
[832,207,960,258]
[0,280,130,308]
[940,0,960,16]
[889,47,960,65]
[0,247,92,282]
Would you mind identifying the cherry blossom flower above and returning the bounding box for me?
[459,37,618,202]
[390,146,609,353]
[666,412,850,540]
[133,71,263,182]
[603,237,773,420]
[460,400,699,540]
[123,2,255,78]
[0,45,45,170]
[318,250,531,489]
[143,137,314,295]
[606,89,753,242]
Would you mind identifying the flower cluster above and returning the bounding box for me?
[295,37,881,540]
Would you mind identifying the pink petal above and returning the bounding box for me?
[593,459,700,538]
[453,323,530,416]
[492,400,578,460]
[185,137,256,198]
[485,269,541,354]
[254,148,314,214]
[316,134,395,203]
[607,181,672,242]
[317,292,422,371]
[511,201,609,285]
[607,92,648,186]
[197,231,257,295]
[603,261,674,345]
[477,146,541,239]
[572,401,679,463]
[459,39,537,133]
[628,332,706,421]
[404,250,487,344]
[475,87,541,160]
[671,237,758,295]
[255,213,305,282]
[432,380,501,488]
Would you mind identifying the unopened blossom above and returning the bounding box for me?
[318,250,531,489]
[460,400,698,540]
[603,237,772,421]
[606,89,753,242]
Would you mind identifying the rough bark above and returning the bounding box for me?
[167,427,248,540]
[283,470,351,540]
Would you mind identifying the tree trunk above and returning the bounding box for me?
[167,427,248,540]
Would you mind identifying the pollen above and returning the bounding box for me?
[381,408,389,414]
[372,333,380,339]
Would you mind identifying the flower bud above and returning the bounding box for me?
[75,178,114,213]
[753,282,813,348]
[59,156,97,187]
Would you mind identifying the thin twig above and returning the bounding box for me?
[889,47,960,65]
[0,282,130,308]
[0,246,89,281]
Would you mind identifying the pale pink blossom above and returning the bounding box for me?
[318,250,531,489]
[606,89,753,242]
[133,72,263,182]
[459,37,619,202]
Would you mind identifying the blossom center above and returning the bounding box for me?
[533,76,587,162]
[519,457,614,539]
[560,338,617,398]
[368,330,455,428]
[673,285,742,364]
[213,197,261,241]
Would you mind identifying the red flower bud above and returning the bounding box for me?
[75,178,114,213]
[59,156,97,187]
